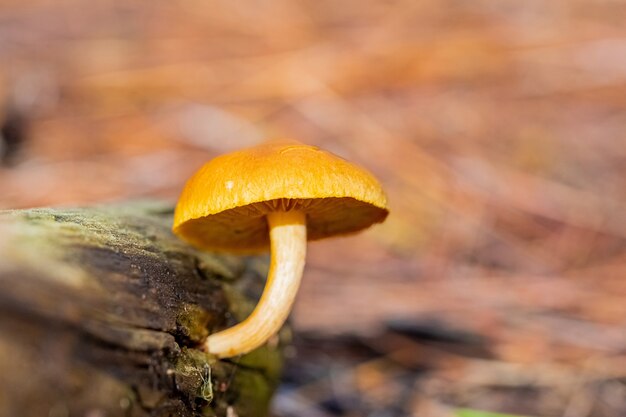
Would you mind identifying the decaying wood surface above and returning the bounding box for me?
[0,202,282,417]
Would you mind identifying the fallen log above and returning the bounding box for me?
[0,202,283,417]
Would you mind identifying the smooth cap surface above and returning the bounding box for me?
[173,140,388,252]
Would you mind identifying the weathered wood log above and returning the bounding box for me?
[0,202,283,417]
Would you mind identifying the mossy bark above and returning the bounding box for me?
[0,202,283,417]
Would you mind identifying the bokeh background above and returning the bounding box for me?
[1,1,625,416]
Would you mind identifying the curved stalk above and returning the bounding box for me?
[205,210,307,358]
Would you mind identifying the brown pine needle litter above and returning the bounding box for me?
[1,1,625,416]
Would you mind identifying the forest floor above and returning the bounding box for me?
[1,1,625,416]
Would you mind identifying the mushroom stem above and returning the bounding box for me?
[205,210,307,358]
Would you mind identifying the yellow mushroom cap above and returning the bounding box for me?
[173,140,388,253]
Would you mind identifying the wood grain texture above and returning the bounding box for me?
[0,202,282,417]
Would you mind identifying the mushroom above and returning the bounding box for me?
[172,139,388,358]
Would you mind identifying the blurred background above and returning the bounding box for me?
[1,1,625,416]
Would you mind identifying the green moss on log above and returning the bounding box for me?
[0,201,284,417]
